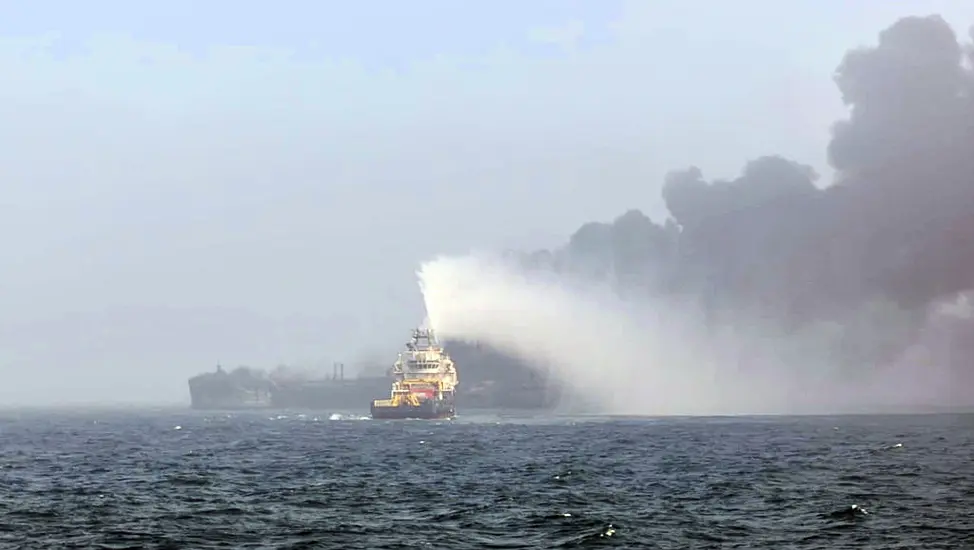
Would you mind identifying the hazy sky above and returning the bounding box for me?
[1,1,972,404]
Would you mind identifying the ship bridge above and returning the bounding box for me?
[392,327,457,390]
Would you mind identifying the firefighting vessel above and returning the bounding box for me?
[370,327,458,420]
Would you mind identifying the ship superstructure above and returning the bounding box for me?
[370,327,458,419]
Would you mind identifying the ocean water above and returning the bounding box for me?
[0,409,972,549]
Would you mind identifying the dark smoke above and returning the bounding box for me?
[503,14,974,402]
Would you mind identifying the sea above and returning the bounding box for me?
[0,409,971,549]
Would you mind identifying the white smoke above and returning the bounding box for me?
[936,291,973,319]
[416,252,960,415]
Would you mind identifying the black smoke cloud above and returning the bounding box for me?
[509,15,974,391]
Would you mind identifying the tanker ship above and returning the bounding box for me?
[370,327,458,420]
[188,362,390,411]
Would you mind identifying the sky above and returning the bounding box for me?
[1,0,973,405]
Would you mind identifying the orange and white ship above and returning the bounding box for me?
[370,327,458,420]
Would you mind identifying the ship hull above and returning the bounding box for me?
[187,375,390,411]
[370,398,455,420]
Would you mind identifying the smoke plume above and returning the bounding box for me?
[419,15,974,415]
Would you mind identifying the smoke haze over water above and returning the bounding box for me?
[418,15,974,415]
[418,254,964,415]
[3,7,974,406]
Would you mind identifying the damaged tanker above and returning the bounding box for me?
[187,343,574,412]
[187,362,389,411]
